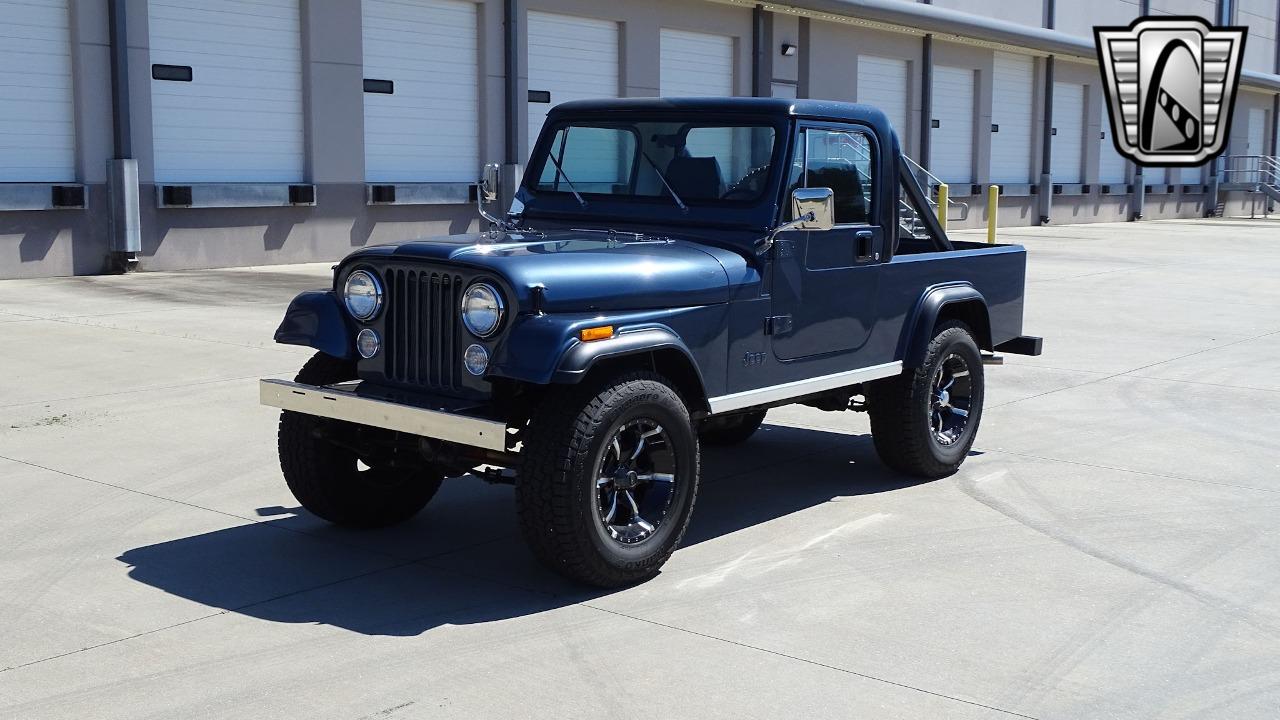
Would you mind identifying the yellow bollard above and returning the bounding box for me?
[936,182,948,231]
[987,184,999,244]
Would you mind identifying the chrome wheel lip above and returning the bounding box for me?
[595,418,677,546]
[930,352,974,447]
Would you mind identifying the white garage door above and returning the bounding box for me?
[363,0,478,182]
[660,28,733,97]
[1050,82,1084,183]
[0,0,75,182]
[990,52,1033,184]
[149,0,303,183]
[930,66,975,184]
[1098,100,1128,183]
[527,11,618,157]
[857,56,909,145]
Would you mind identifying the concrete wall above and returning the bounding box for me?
[2,0,1278,278]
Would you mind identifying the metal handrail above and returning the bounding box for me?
[1222,155,1280,186]
[902,155,970,220]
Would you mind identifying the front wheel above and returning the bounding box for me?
[277,352,443,528]
[517,372,700,587]
[867,321,985,478]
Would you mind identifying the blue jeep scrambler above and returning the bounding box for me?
[261,98,1042,587]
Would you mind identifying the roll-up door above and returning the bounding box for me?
[362,0,478,182]
[1050,82,1084,184]
[1098,99,1128,183]
[857,56,909,143]
[149,0,303,183]
[930,66,976,184]
[527,11,618,156]
[660,28,733,97]
[0,0,75,182]
[990,52,1034,184]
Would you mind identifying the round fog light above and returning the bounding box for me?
[463,343,489,376]
[356,328,380,359]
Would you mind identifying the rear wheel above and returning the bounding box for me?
[277,352,442,527]
[867,321,984,478]
[517,372,700,587]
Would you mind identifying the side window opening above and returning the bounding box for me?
[784,128,875,224]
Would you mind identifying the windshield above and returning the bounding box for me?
[530,121,778,204]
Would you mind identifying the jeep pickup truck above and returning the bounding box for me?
[261,97,1041,587]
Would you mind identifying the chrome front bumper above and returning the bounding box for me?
[259,379,509,452]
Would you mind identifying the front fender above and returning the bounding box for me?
[898,283,988,368]
[487,306,720,391]
[273,290,353,360]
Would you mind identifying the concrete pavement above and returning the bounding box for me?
[1,219,1278,719]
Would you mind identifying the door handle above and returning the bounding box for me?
[855,230,875,262]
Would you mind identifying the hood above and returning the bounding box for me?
[346,230,752,312]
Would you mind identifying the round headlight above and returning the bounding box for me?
[461,282,504,337]
[343,270,382,321]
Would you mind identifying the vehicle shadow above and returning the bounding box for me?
[117,423,931,637]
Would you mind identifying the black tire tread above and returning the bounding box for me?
[867,321,983,479]
[517,371,698,587]
[278,352,441,528]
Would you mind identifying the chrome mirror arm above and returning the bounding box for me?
[756,211,815,254]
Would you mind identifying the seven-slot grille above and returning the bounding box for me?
[382,267,464,391]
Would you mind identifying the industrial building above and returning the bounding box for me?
[1,0,1277,279]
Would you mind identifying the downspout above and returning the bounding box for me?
[920,34,933,169]
[753,5,770,97]
[502,0,522,206]
[1037,0,1055,224]
[1131,0,1149,220]
[1207,0,1232,213]
[106,0,140,271]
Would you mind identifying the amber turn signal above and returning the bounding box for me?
[579,325,615,342]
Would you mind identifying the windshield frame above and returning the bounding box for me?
[521,112,791,226]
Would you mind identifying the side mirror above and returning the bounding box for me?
[480,162,501,203]
[791,187,835,231]
[757,187,836,253]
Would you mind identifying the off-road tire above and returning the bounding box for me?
[517,372,700,587]
[278,352,442,527]
[867,321,985,478]
[698,409,767,446]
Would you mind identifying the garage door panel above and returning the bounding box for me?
[527,11,619,155]
[858,57,909,147]
[0,0,75,182]
[149,0,303,183]
[931,65,976,184]
[1098,98,1128,183]
[990,52,1034,184]
[661,28,734,97]
[363,0,479,183]
[1051,82,1084,184]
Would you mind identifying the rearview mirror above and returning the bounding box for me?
[790,187,835,231]
[480,163,501,203]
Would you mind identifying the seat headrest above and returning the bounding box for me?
[665,156,724,200]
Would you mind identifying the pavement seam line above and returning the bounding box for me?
[988,327,1280,411]
[579,603,1041,720]
[0,370,299,410]
[974,447,1280,496]
[33,314,310,354]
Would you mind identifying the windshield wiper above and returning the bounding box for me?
[641,150,688,213]
[544,154,587,209]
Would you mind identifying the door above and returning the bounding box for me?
[660,28,734,97]
[1098,97,1129,183]
[526,11,618,157]
[990,52,1034,184]
[1246,107,1267,182]
[931,66,976,184]
[362,0,478,182]
[857,56,909,143]
[0,0,75,181]
[1051,82,1084,183]
[771,125,883,361]
[149,0,304,183]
